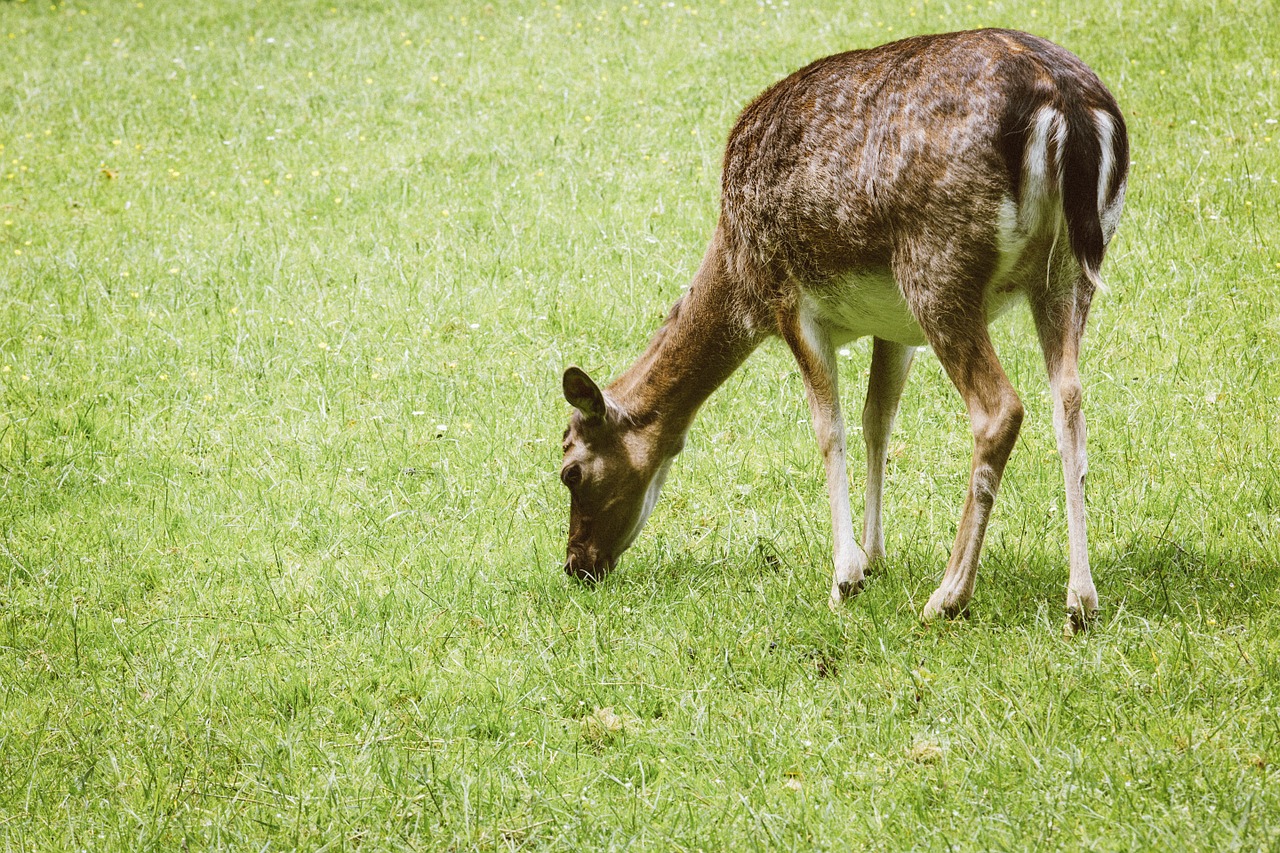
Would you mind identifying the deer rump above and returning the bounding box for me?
[560,29,1128,634]
[719,28,1126,324]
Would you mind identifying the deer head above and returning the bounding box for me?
[559,366,676,582]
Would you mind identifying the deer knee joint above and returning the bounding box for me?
[972,465,1001,511]
[1057,379,1083,417]
[812,419,845,458]
[975,396,1023,454]
[1005,396,1025,434]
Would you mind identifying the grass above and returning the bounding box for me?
[1,0,1278,848]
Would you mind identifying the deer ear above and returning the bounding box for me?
[563,366,607,421]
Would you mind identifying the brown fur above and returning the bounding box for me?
[561,29,1127,629]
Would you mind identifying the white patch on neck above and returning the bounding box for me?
[617,457,676,554]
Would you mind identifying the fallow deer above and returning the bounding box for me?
[559,29,1128,633]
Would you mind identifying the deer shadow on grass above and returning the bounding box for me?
[910,532,1279,629]
[563,526,1277,633]
[1095,538,1278,624]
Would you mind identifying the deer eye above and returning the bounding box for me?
[561,464,583,488]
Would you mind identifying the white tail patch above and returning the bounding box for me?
[1094,108,1116,207]
[1095,108,1125,241]
[1020,105,1067,233]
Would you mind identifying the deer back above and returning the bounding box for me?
[718,29,1128,300]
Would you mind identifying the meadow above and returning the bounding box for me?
[1,0,1278,848]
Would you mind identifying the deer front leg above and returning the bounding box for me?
[780,306,866,608]
[861,338,917,568]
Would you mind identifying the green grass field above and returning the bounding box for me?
[2,0,1278,848]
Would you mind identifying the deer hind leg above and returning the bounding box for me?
[779,303,866,609]
[861,338,917,568]
[920,323,1024,622]
[1031,276,1098,635]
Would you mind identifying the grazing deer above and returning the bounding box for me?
[559,29,1127,632]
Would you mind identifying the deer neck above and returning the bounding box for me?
[607,232,761,455]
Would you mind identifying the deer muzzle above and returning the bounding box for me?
[564,547,616,584]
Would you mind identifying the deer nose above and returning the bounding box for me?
[564,561,596,584]
[564,550,609,583]
[564,552,591,582]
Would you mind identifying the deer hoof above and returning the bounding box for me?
[1064,585,1098,636]
[828,577,864,609]
[921,588,971,623]
[1063,606,1096,638]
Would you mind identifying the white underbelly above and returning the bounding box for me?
[803,269,928,347]
[802,269,1025,348]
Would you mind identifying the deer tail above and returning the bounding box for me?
[1000,50,1129,292]
[1059,98,1128,290]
